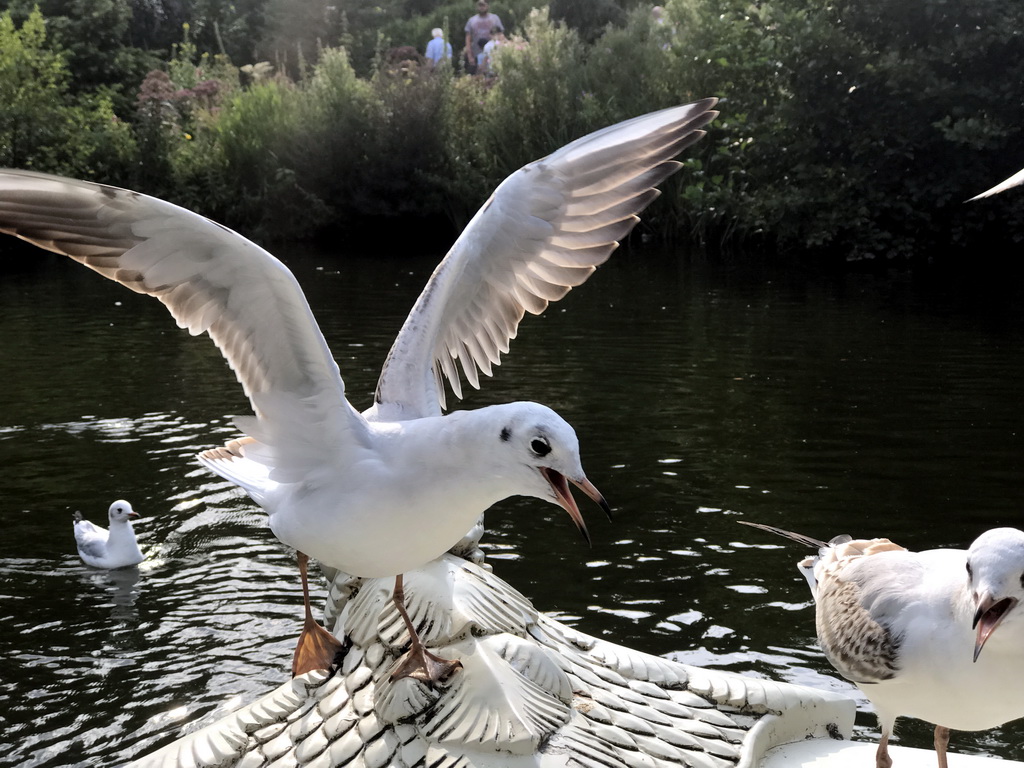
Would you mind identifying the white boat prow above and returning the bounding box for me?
[763,739,1023,767]
[133,535,1024,768]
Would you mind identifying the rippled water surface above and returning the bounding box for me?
[2,245,1024,766]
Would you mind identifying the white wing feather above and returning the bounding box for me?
[0,171,370,470]
[374,99,718,419]
[73,519,109,562]
[968,166,1024,201]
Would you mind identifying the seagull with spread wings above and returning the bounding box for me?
[0,99,718,682]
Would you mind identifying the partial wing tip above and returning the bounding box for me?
[966,167,1024,202]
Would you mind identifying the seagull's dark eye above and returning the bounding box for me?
[530,437,551,457]
[966,562,973,580]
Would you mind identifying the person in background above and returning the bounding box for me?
[651,5,675,50]
[479,26,506,76]
[425,27,453,68]
[464,0,503,74]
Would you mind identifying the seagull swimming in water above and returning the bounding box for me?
[73,500,144,569]
[739,521,1024,768]
[0,98,717,681]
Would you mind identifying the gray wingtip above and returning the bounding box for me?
[736,520,831,550]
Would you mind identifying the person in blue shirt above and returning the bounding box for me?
[425,28,453,69]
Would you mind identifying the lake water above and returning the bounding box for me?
[1,244,1023,766]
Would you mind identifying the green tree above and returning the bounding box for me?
[327,0,556,76]
[0,8,136,177]
[188,0,268,63]
[659,0,1024,260]
[2,0,160,116]
[549,0,634,43]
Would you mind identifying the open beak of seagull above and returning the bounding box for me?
[972,593,1018,662]
[539,467,611,546]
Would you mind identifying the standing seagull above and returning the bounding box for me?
[73,500,144,569]
[739,521,1024,768]
[0,98,717,681]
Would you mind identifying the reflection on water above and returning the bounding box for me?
[82,565,142,611]
[1,246,1024,765]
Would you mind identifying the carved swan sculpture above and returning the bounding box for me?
[134,527,855,767]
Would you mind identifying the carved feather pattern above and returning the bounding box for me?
[340,558,538,652]
[135,553,854,767]
[421,635,572,752]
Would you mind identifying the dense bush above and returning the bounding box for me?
[660,0,1024,260]
[2,0,161,117]
[0,1,1022,264]
[0,9,136,179]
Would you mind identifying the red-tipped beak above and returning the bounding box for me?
[973,594,1017,662]
[539,468,611,546]
[128,511,140,519]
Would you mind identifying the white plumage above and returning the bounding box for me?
[73,500,144,569]
[0,99,718,677]
[742,522,1024,768]
[968,166,1024,200]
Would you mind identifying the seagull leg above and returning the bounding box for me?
[934,726,951,768]
[875,732,893,768]
[291,551,343,677]
[389,573,462,685]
